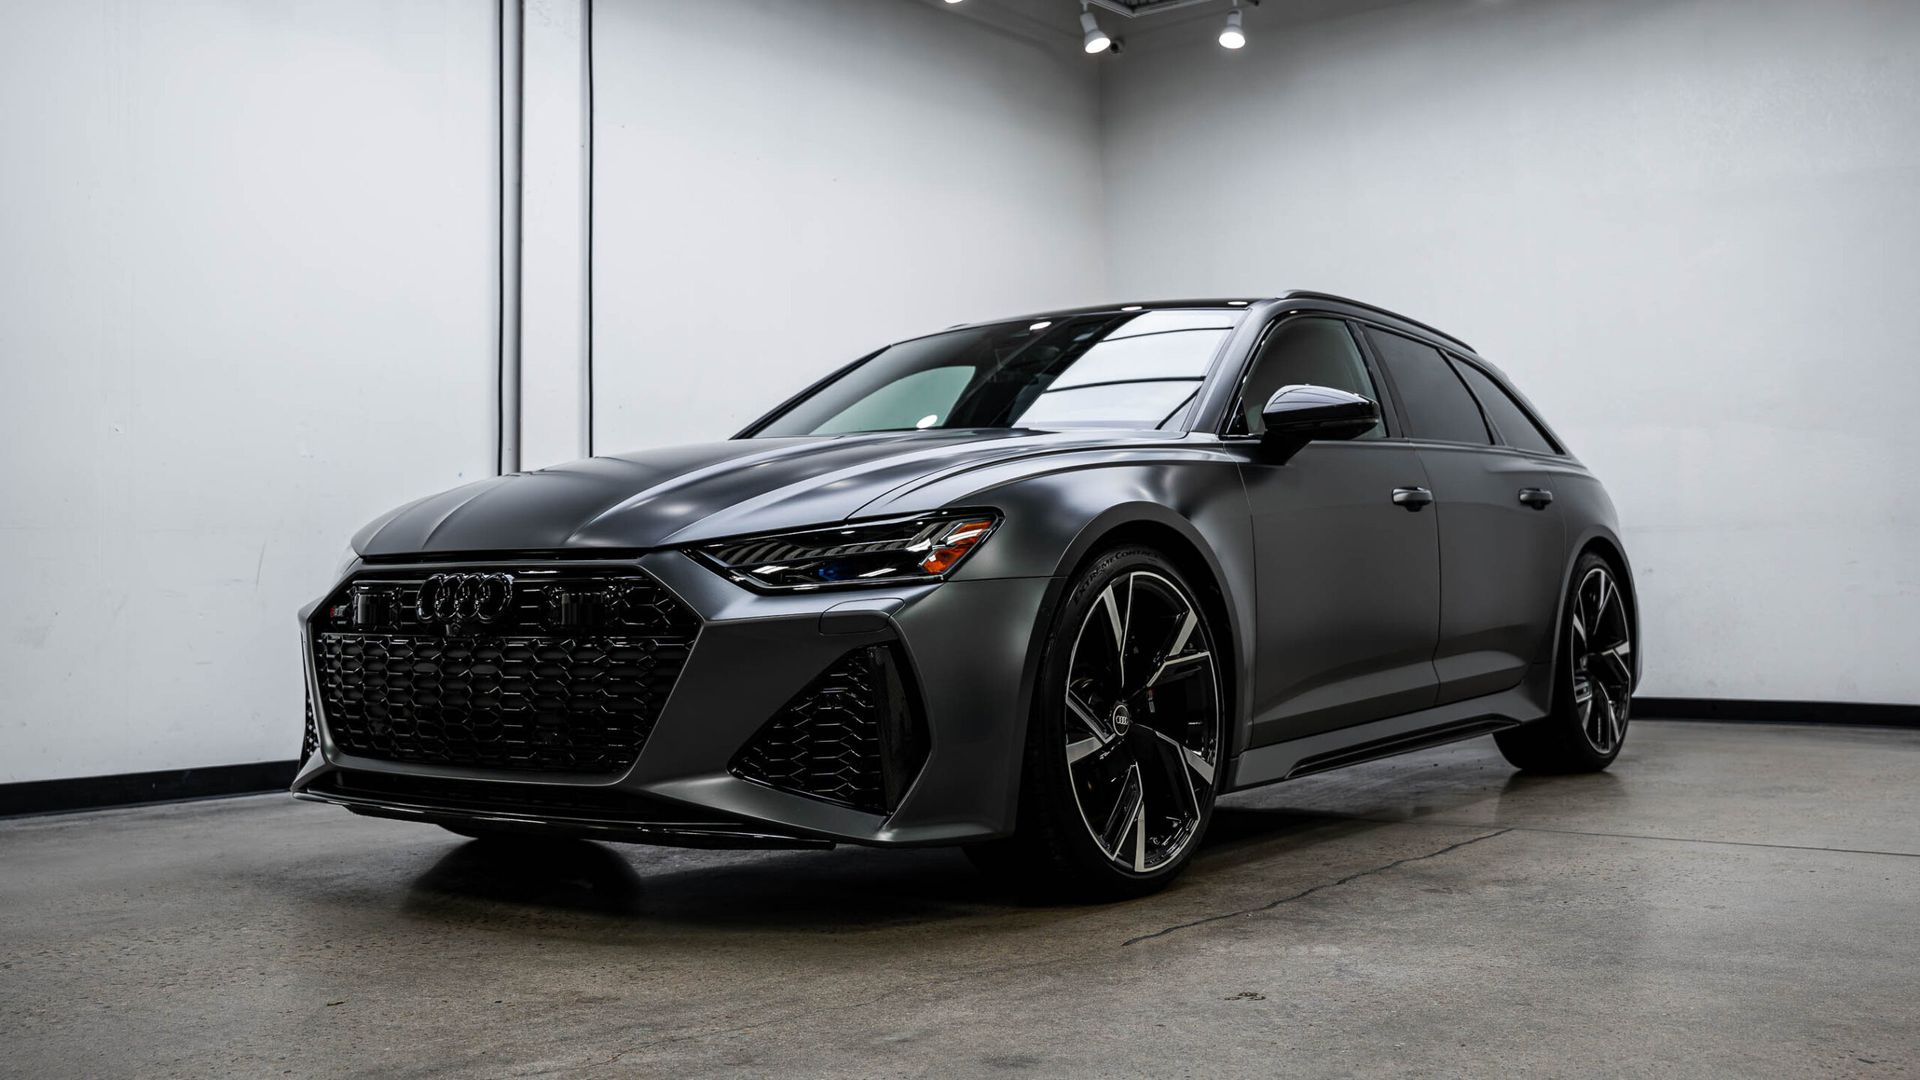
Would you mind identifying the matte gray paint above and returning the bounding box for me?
[300,294,1633,847]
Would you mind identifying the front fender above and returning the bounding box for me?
[923,459,1260,783]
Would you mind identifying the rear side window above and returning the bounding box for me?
[1450,358,1560,455]
[1364,328,1490,444]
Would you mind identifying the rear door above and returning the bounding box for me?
[1362,327,1563,704]
[1230,315,1441,745]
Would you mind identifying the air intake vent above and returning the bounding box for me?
[730,645,928,814]
[302,697,319,763]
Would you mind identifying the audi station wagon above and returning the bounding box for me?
[293,292,1638,898]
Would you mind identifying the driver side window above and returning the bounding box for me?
[1233,317,1385,438]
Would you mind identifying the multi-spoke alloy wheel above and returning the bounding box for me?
[1495,551,1635,774]
[1570,565,1633,755]
[966,546,1225,898]
[1063,570,1222,875]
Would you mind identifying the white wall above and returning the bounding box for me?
[1102,0,1920,703]
[590,0,1110,450]
[7,0,1913,785]
[0,0,498,783]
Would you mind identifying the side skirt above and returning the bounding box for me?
[1226,686,1541,790]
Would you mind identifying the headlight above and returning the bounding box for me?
[693,511,1000,591]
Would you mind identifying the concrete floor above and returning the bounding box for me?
[3,721,1917,1079]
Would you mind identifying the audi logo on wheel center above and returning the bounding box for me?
[415,572,515,628]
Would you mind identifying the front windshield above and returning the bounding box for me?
[751,308,1244,438]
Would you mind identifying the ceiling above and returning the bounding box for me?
[934,0,1430,49]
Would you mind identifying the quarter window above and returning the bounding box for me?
[1365,328,1491,445]
[1450,358,1560,455]
[1231,317,1384,438]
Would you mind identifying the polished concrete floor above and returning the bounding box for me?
[3,720,1918,1079]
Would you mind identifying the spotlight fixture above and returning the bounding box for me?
[1080,5,1112,54]
[944,0,964,4]
[1219,2,1246,49]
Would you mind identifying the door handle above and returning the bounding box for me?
[1518,487,1555,509]
[1391,486,1434,512]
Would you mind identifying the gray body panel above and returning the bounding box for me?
[296,293,1637,847]
[1239,440,1441,742]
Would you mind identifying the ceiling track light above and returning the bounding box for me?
[1080,5,1114,54]
[1071,0,1254,55]
[1219,2,1246,48]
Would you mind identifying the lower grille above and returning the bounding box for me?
[730,645,928,814]
[309,567,697,775]
[315,635,688,774]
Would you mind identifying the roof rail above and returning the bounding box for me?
[1278,291,1475,354]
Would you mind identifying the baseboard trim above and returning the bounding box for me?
[1636,698,1920,728]
[0,761,298,818]
[4,697,1915,819]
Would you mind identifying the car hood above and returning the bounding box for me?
[352,429,1178,556]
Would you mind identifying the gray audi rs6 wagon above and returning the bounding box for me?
[294,292,1638,898]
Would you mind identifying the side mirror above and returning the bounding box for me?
[1258,384,1380,462]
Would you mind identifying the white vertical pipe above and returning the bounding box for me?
[583,0,595,458]
[497,0,524,475]
[516,0,594,469]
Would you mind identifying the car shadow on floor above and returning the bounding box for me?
[398,800,1430,934]
[394,749,1590,932]
[404,836,1004,928]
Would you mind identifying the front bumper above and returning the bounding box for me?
[291,551,1052,848]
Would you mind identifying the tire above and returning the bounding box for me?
[1495,551,1634,773]
[966,545,1227,901]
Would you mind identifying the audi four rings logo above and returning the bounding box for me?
[415,572,515,626]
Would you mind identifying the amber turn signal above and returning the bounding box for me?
[918,518,998,575]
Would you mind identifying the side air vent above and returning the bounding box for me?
[302,697,319,763]
[729,645,929,815]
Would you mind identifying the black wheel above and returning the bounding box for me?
[1496,552,1634,773]
[967,545,1225,900]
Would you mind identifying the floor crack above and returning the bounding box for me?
[1121,827,1513,947]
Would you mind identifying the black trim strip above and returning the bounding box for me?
[1637,698,1920,728]
[1288,717,1516,779]
[0,761,299,818]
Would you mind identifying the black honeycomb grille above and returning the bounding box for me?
[730,646,926,814]
[311,568,696,775]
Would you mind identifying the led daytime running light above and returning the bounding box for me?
[696,512,1001,592]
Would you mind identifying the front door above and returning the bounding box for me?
[1230,316,1442,747]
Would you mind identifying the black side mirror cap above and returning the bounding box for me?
[1257,384,1381,463]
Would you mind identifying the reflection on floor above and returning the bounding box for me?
[3,721,1917,1078]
